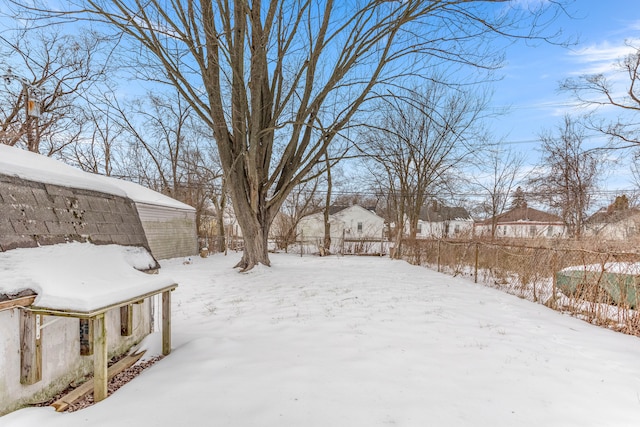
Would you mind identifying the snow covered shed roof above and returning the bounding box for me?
[0,242,175,313]
[0,144,194,211]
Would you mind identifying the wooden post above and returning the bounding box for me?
[79,318,94,355]
[300,230,303,257]
[437,240,441,272]
[20,310,42,384]
[120,305,133,336]
[162,290,172,355]
[550,249,558,308]
[93,314,108,402]
[474,242,479,284]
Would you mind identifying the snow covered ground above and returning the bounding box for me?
[4,252,640,426]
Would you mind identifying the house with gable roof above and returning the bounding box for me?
[474,203,565,239]
[584,200,640,240]
[411,201,473,239]
[298,204,385,241]
[296,204,386,253]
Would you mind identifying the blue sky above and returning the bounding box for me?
[487,0,640,205]
[1,1,638,208]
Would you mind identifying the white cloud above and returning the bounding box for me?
[567,39,640,76]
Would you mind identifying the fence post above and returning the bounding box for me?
[437,240,441,272]
[474,242,479,283]
[342,229,345,255]
[550,249,557,308]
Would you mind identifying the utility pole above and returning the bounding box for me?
[2,68,42,152]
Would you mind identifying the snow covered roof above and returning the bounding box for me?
[0,242,176,313]
[0,144,194,211]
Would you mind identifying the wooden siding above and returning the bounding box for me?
[136,203,198,260]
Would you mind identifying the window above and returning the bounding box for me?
[529,225,537,237]
[417,223,422,234]
[454,224,460,234]
[357,222,363,233]
[547,226,553,237]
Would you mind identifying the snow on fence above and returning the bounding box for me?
[403,239,640,337]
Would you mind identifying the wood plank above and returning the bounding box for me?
[50,351,146,412]
[0,295,36,311]
[93,314,108,402]
[120,305,133,336]
[20,310,42,385]
[29,284,177,319]
[162,290,171,355]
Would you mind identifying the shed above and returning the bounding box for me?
[0,243,176,413]
[0,144,198,260]
[0,145,179,414]
[104,177,198,260]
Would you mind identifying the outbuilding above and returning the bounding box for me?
[104,177,198,260]
[0,145,184,415]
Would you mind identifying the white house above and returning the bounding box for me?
[297,205,386,253]
[412,203,474,238]
[474,205,565,239]
[584,207,640,240]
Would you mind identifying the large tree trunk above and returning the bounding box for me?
[213,194,227,253]
[225,162,277,271]
[234,211,271,271]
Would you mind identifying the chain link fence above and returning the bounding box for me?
[294,236,389,256]
[403,239,640,337]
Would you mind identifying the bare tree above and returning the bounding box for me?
[471,141,524,238]
[0,26,112,154]
[359,83,486,257]
[60,85,127,176]
[14,0,568,270]
[528,115,603,238]
[561,42,640,147]
[112,89,224,235]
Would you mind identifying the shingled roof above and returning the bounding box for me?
[586,207,640,225]
[419,204,471,222]
[478,206,562,225]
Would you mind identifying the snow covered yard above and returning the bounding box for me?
[4,252,640,426]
